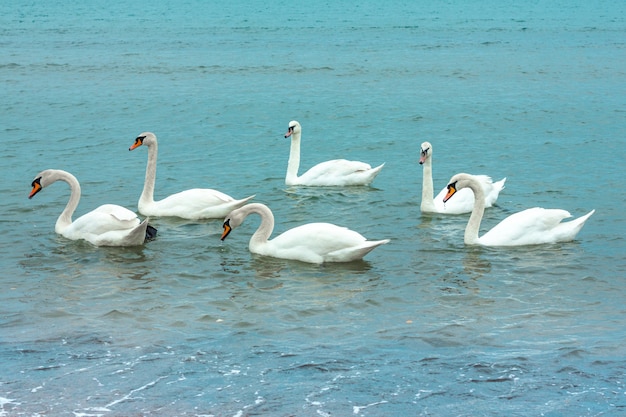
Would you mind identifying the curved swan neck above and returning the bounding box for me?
[54,170,81,233]
[286,131,301,184]
[420,156,435,211]
[463,177,487,244]
[240,203,275,249]
[140,140,158,205]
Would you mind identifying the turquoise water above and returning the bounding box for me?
[2,1,625,415]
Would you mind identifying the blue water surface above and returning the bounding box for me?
[1,1,625,416]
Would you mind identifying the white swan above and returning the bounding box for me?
[283,121,384,186]
[419,141,506,214]
[443,173,595,246]
[129,132,254,219]
[220,203,390,263]
[29,169,155,246]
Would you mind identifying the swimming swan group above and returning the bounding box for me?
[28,121,594,261]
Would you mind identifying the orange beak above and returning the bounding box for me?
[29,182,42,199]
[220,221,232,241]
[443,184,457,203]
[129,139,143,151]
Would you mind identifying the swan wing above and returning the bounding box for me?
[299,160,383,186]
[62,205,147,246]
[69,205,140,234]
[143,189,254,219]
[90,218,149,246]
[479,207,578,246]
[263,223,385,263]
[325,239,390,262]
[93,204,140,222]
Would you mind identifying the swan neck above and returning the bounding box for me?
[141,141,158,205]
[464,179,486,245]
[243,203,275,250]
[55,171,80,233]
[420,157,435,210]
[286,132,301,184]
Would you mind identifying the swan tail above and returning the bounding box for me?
[361,163,385,186]
[130,218,151,246]
[325,239,390,262]
[569,209,595,234]
[229,195,255,211]
[485,177,507,207]
[238,195,256,205]
[370,163,385,176]
[493,177,507,191]
[554,209,595,242]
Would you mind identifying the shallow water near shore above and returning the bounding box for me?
[1,1,625,415]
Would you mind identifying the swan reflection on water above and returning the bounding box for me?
[463,248,492,279]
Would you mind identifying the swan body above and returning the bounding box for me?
[284,121,384,186]
[29,169,154,246]
[221,203,389,263]
[444,173,594,246]
[129,132,254,219]
[419,141,506,214]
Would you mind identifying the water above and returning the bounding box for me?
[2,1,625,415]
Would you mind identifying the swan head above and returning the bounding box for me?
[284,120,301,138]
[29,169,70,199]
[220,210,245,241]
[419,142,432,165]
[443,173,473,202]
[129,132,156,151]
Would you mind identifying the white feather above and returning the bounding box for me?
[221,203,389,263]
[419,141,506,214]
[29,169,150,247]
[444,173,594,246]
[130,132,254,219]
[283,121,384,186]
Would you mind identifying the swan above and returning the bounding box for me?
[129,132,254,219]
[283,121,384,186]
[419,141,506,214]
[29,169,156,246]
[220,203,390,263]
[443,173,595,246]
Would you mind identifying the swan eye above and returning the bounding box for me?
[136,136,145,144]
[421,147,430,156]
[31,177,41,188]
